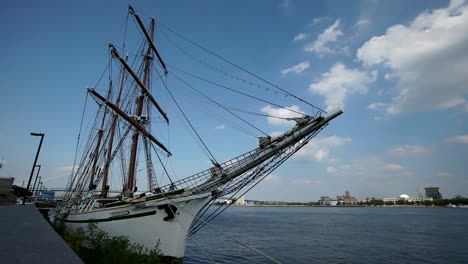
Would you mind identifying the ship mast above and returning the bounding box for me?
[125,19,156,197]
[88,81,112,191]
[100,56,128,197]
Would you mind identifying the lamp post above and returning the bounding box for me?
[31,165,41,199]
[35,176,42,198]
[38,181,43,197]
[22,132,45,205]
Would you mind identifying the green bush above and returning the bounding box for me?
[55,223,161,264]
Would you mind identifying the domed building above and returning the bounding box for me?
[399,194,410,200]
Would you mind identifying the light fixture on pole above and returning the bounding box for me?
[22,133,45,205]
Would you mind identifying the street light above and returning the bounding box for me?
[22,132,45,205]
[35,176,42,197]
[31,165,41,199]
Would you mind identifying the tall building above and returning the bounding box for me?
[425,187,443,199]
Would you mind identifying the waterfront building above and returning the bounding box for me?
[425,187,443,199]
[337,191,358,204]
[383,194,433,204]
[233,196,245,205]
[318,196,338,206]
[0,177,16,204]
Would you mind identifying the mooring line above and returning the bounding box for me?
[176,205,281,264]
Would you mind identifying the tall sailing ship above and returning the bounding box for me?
[56,5,342,259]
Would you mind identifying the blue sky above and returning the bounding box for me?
[1,0,467,201]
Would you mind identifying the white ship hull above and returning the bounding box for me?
[57,194,212,258]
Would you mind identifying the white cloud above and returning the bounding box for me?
[269,131,285,138]
[355,18,372,27]
[339,156,413,178]
[326,166,337,174]
[445,134,468,144]
[304,20,344,56]
[290,179,321,185]
[389,144,431,158]
[279,0,291,9]
[368,102,389,110]
[309,62,377,111]
[437,172,452,177]
[260,105,305,126]
[281,61,310,75]
[295,135,351,162]
[357,0,468,114]
[56,165,79,172]
[293,33,308,41]
[215,124,225,130]
[310,17,330,26]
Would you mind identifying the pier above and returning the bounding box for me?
[0,205,83,264]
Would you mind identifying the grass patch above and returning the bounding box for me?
[55,223,163,264]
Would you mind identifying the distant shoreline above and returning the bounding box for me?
[216,204,466,208]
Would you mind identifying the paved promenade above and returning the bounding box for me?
[0,204,83,264]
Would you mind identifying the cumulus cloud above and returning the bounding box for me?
[260,105,305,126]
[294,135,351,162]
[56,165,79,172]
[310,17,331,26]
[355,18,372,28]
[368,102,389,110]
[281,61,310,75]
[389,144,431,158]
[357,0,468,114]
[309,62,377,111]
[215,124,225,130]
[290,179,321,185]
[269,131,285,138]
[339,156,413,178]
[326,166,337,174]
[305,20,344,56]
[445,134,468,144]
[293,33,308,41]
[437,172,452,177]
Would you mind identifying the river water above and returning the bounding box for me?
[183,206,468,263]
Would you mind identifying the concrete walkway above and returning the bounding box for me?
[0,204,83,264]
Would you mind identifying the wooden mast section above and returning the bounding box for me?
[100,57,128,197]
[88,81,113,191]
[128,5,168,76]
[125,19,156,197]
[87,89,171,156]
[108,44,169,123]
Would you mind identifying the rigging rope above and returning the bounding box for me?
[177,205,281,264]
[171,72,269,137]
[155,20,326,114]
[150,142,174,185]
[161,76,218,164]
[168,65,305,116]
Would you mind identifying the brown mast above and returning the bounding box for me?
[125,20,155,197]
[100,57,128,197]
[88,81,113,190]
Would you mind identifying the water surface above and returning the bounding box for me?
[184,206,468,263]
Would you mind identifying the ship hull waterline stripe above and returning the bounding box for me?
[56,210,156,223]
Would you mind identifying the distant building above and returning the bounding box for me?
[318,196,338,206]
[425,187,443,199]
[383,194,433,204]
[233,196,245,205]
[337,191,358,204]
[0,177,16,204]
